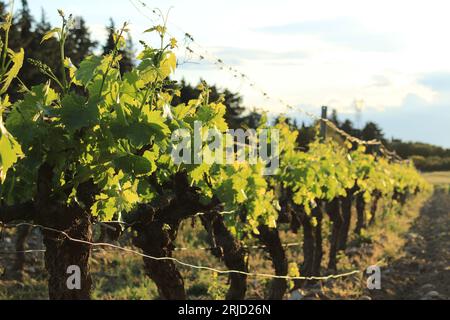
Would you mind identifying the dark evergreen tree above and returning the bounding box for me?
[361,122,386,143]
[240,109,262,130]
[296,122,316,150]
[330,109,340,126]
[340,119,360,137]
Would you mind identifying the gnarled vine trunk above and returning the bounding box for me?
[39,207,93,300]
[400,192,408,206]
[292,206,317,290]
[312,204,323,276]
[257,225,288,300]
[201,211,248,300]
[35,164,95,300]
[355,193,366,235]
[294,204,324,288]
[12,224,32,279]
[131,173,216,300]
[132,210,186,300]
[338,193,353,251]
[299,208,314,279]
[326,198,342,271]
[369,191,382,226]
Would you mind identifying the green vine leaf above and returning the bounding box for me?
[0,48,24,95]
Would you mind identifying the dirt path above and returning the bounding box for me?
[371,189,450,300]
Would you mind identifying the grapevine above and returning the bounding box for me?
[0,4,431,300]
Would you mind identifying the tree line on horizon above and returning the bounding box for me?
[1,0,448,172]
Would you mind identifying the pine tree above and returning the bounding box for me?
[240,109,262,129]
[17,0,32,40]
[296,122,317,150]
[330,109,340,126]
[340,119,359,137]
[361,122,386,143]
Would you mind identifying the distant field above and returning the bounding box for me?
[422,171,450,185]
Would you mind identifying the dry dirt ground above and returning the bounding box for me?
[369,189,450,300]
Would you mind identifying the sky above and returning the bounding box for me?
[23,0,450,147]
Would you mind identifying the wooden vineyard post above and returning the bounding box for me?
[320,106,328,140]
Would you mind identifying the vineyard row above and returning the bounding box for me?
[0,6,430,299]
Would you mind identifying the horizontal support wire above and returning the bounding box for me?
[1,222,362,281]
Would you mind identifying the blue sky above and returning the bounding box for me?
[23,0,450,147]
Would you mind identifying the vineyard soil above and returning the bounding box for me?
[370,188,450,300]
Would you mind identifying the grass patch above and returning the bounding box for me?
[422,171,450,186]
